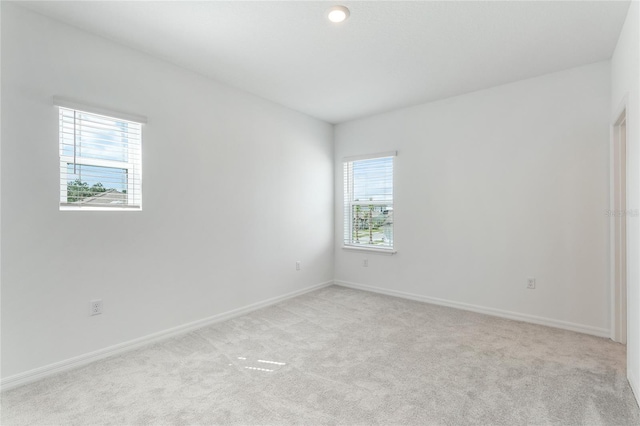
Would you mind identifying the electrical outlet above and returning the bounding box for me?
[527,278,536,289]
[363,259,368,267]
[90,299,103,316]
[296,261,301,271]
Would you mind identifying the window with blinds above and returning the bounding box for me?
[343,152,395,250]
[58,105,143,210]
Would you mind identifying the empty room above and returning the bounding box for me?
[1,0,639,424]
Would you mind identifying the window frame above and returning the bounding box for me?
[342,151,397,254]
[55,97,145,211]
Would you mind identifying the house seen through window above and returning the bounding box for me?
[343,152,395,250]
[58,105,143,210]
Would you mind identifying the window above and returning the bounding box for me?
[56,100,144,210]
[343,151,396,251]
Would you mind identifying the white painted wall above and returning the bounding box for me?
[0,4,333,379]
[611,0,640,403]
[335,62,612,336]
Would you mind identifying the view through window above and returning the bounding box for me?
[58,107,142,210]
[343,153,395,250]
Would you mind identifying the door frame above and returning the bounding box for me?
[610,104,628,343]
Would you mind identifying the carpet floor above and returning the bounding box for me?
[1,285,639,425]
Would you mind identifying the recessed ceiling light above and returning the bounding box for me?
[327,5,350,23]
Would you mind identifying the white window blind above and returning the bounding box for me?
[343,152,395,250]
[58,106,143,210]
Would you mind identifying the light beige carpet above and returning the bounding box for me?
[1,285,639,425]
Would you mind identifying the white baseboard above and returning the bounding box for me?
[0,280,333,392]
[335,280,610,338]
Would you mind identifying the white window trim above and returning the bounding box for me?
[342,245,397,255]
[56,97,145,211]
[343,151,397,253]
[343,151,397,163]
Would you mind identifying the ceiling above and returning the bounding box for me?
[17,1,631,124]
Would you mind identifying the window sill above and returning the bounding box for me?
[342,245,397,255]
[60,205,141,212]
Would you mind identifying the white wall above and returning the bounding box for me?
[335,61,612,336]
[0,4,333,380]
[612,0,640,403]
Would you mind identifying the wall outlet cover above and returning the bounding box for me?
[90,299,103,316]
